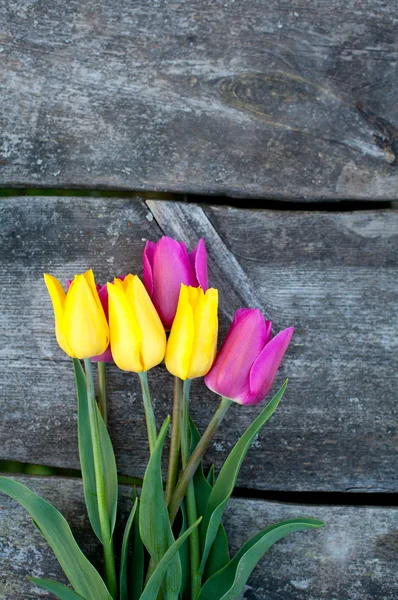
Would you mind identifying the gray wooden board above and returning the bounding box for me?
[0,477,397,600]
[0,197,398,493]
[1,1,398,200]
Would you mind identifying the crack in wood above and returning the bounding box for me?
[356,101,398,165]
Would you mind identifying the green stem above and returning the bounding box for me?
[83,359,117,600]
[181,380,201,600]
[138,371,157,455]
[97,362,108,427]
[140,373,161,595]
[168,396,232,525]
[165,377,184,506]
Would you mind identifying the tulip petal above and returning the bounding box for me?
[205,309,271,402]
[152,237,197,329]
[188,288,218,379]
[91,285,112,362]
[165,285,195,379]
[189,238,208,291]
[126,276,166,371]
[97,284,109,319]
[107,283,143,372]
[92,347,113,363]
[63,275,109,359]
[44,274,76,358]
[143,241,155,297]
[84,270,105,315]
[247,327,294,405]
[88,278,125,363]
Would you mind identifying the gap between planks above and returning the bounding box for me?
[0,465,396,509]
[0,187,395,211]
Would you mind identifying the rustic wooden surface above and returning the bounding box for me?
[1,1,398,199]
[0,197,397,493]
[0,477,397,600]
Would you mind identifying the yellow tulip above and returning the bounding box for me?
[107,275,166,372]
[165,285,218,380]
[44,270,109,359]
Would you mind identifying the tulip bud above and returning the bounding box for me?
[165,284,218,380]
[143,236,208,330]
[107,275,166,372]
[66,278,125,363]
[205,308,294,405]
[44,270,110,359]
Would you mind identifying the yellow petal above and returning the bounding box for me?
[120,274,134,290]
[126,276,166,371]
[108,282,143,371]
[63,274,109,359]
[187,288,219,379]
[44,273,76,357]
[187,286,201,311]
[165,285,195,379]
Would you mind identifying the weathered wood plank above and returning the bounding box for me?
[1,197,397,493]
[147,201,398,492]
[1,477,397,599]
[1,1,398,199]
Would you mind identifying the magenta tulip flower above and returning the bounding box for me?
[143,236,208,330]
[205,308,294,405]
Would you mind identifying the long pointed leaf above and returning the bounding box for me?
[119,497,138,600]
[200,381,287,573]
[189,419,230,580]
[74,359,118,541]
[140,518,202,600]
[29,578,86,599]
[199,518,324,600]
[139,417,182,599]
[131,492,145,600]
[0,477,112,600]
[206,465,215,487]
[203,523,230,582]
[178,500,190,599]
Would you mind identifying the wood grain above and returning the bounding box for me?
[1,1,398,199]
[0,197,397,493]
[0,477,397,600]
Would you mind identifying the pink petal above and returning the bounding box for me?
[205,308,271,402]
[189,238,208,291]
[143,240,155,297]
[91,347,113,363]
[97,284,109,320]
[151,236,197,329]
[246,326,294,405]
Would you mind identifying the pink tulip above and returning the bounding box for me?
[205,308,294,405]
[143,236,208,330]
[67,277,125,363]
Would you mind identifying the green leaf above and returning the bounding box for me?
[189,418,230,581]
[189,418,212,519]
[139,416,182,599]
[178,500,190,599]
[119,497,138,600]
[131,491,145,600]
[199,518,325,600]
[206,465,215,487]
[200,381,287,574]
[74,359,118,542]
[29,578,86,599]
[0,477,111,600]
[140,518,202,600]
[203,524,230,582]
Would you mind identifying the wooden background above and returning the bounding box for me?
[0,0,397,598]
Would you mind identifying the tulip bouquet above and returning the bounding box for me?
[0,237,323,600]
